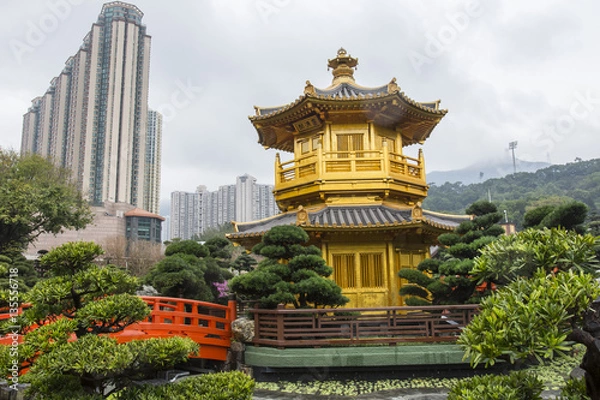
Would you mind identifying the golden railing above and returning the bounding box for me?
[275,147,424,187]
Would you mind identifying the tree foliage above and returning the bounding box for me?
[229,225,348,309]
[0,150,93,254]
[523,201,588,233]
[459,269,600,398]
[144,239,232,302]
[399,201,504,305]
[471,228,599,287]
[231,252,258,274]
[111,371,254,400]
[0,253,39,308]
[197,223,235,241]
[101,236,164,277]
[0,241,198,397]
[423,158,600,230]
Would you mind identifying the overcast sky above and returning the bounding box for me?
[1,0,599,213]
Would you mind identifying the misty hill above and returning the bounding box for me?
[427,159,550,186]
[423,159,600,223]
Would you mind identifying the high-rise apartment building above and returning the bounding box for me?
[169,175,279,240]
[145,110,162,214]
[170,191,199,241]
[21,2,157,212]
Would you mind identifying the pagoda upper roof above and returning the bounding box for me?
[227,204,469,241]
[250,49,447,152]
[253,80,444,120]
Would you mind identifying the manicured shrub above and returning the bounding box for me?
[111,371,255,400]
[447,370,543,400]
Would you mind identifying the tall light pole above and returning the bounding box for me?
[508,141,518,174]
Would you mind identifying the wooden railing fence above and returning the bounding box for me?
[251,304,479,348]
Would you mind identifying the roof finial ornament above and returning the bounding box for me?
[304,80,316,96]
[387,77,399,93]
[327,48,358,85]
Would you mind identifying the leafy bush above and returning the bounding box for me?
[459,269,600,367]
[111,371,255,400]
[558,377,591,399]
[447,370,543,400]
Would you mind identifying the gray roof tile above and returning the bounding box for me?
[229,205,468,239]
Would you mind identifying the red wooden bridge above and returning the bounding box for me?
[0,296,236,362]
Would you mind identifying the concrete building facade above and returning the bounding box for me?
[170,191,199,241]
[20,2,157,212]
[26,201,163,258]
[169,175,279,240]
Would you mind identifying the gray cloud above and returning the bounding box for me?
[1,0,599,207]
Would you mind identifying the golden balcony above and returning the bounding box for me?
[273,146,428,209]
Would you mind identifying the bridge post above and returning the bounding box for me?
[227,299,237,322]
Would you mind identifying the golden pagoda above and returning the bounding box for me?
[228,49,469,307]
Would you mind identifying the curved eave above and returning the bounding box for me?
[250,89,447,151]
[226,215,458,242]
[251,88,446,121]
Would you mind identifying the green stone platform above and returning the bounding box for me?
[245,344,467,369]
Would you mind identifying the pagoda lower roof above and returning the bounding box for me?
[228,205,469,240]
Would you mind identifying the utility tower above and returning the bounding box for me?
[508,141,518,174]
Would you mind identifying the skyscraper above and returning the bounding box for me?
[21,2,156,211]
[145,109,163,214]
[170,191,199,241]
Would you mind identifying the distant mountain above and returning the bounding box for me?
[423,158,600,226]
[427,159,551,186]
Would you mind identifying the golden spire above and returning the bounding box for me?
[327,48,358,85]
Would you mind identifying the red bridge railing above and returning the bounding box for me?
[0,297,236,362]
[113,296,236,361]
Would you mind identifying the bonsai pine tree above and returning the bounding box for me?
[399,200,505,305]
[229,225,348,309]
[0,241,198,398]
[144,239,232,301]
[523,201,588,233]
[231,252,258,274]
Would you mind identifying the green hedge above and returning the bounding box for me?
[110,371,254,400]
[448,370,543,400]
